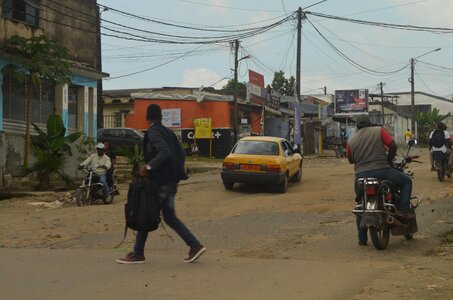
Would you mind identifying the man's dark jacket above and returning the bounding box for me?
[143,122,188,186]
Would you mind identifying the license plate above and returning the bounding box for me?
[240,164,260,171]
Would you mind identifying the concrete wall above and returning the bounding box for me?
[392,93,453,115]
[0,0,99,69]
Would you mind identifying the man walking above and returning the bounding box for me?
[116,104,206,264]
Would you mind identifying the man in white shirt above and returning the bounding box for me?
[79,143,112,198]
[429,122,452,171]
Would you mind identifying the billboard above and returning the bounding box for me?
[334,89,369,116]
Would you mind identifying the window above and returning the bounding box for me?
[233,141,279,156]
[2,72,55,124]
[2,0,40,27]
[104,129,121,138]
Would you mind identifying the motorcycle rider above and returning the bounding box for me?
[346,115,413,246]
[79,143,112,199]
[429,122,452,172]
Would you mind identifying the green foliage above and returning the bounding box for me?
[2,35,72,168]
[270,70,295,96]
[222,79,247,94]
[22,114,82,190]
[117,144,144,174]
[416,108,451,144]
[76,135,96,164]
[2,35,71,85]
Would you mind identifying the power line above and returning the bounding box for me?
[305,11,453,34]
[174,0,283,12]
[104,46,203,80]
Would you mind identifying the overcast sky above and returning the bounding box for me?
[100,0,453,99]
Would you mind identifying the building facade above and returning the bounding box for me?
[0,0,107,182]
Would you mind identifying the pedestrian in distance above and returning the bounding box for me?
[404,128,412,145]
[116,104,206,264]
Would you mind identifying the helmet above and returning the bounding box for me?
[355,115,371,129]
[95,143,105,149]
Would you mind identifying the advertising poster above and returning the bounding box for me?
[334,89,369,116]
[162,108,181,128]
[193,118,212,139]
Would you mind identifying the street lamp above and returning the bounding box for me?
[410,47,441,135]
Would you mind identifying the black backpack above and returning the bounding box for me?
[115,177,160,248]
[431,129,445,148]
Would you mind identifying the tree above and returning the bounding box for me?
[416,108,451,144]
[269,70,295,96]
[2,35,72,167]
[221,79,247,94]
[23,114,81,190]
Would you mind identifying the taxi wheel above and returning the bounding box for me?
[290,165,302,183]
[276,175,288,193]
[223,181,234,190]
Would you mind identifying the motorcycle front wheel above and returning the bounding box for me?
[75,188,89,206]
[370,225,390,250]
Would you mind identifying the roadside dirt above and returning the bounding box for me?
[1,147,452,299]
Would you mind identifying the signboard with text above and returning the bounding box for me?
[162,108,181,128]
[334,89,369,116]
[193,118,212,139]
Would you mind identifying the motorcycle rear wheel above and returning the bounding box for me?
[370,226,390,250]
[437,169,445,182]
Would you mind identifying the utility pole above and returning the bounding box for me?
[380,82,384,125]
[324,86,327,95]
[233,39,239,143]
[294,7,303,148]
[410,58,415,133]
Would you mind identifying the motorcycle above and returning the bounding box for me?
[74,166,118,206]
[432,150,452,182]
[352,139,421,250]
[335,137,347,158]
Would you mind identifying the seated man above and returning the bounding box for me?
[346,115,413,246]
[79,143,111,199]
[103,142,116,189]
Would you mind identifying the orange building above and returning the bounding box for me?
[124,93,263,158]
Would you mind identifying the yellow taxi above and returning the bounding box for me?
[221,136,303,193]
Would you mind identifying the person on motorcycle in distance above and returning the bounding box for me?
[346,115,413,246]
[78,143,112,199]
[428,122,452,172]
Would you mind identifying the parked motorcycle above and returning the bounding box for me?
[432,151,452,182]
[74,166,118,206]
[352,140,421,250]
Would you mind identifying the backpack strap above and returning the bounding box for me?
[114,224,128,249]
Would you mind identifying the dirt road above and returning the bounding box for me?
[1,148,453,299]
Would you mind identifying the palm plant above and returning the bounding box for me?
[416,108,451,144]
[23,114,81,190]
[116,144,144,175]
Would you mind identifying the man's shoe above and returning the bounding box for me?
[358,241,367,246]
[183,245,206,263]
[400,211,415,220]
[116,252,146,264]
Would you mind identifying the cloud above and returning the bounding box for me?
[180,68,229,89]
[390,0,453,26]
